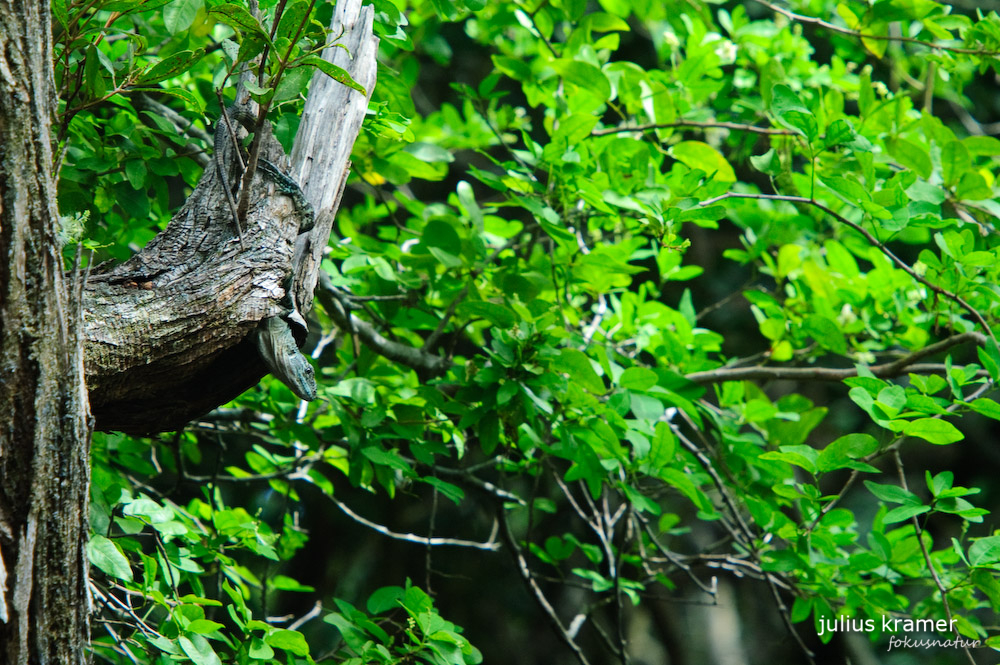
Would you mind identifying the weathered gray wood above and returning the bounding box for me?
[289,0,379,315]
[83,0,377,433]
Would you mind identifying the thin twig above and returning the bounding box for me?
[410,457,527,505]
[215,94,247,249]
[892,451,976,665]
[424,284,469,351]
[637,516,718,597]
[318,274,451,375]
[686,332,986,384]
[288,601,323,631]
[701,192,997,344]
[592,120,797,137]
[755,0,999,56]
[672,414,816,664]
[498,507,594,665]
[330,495,500,550]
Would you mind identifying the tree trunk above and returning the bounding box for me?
[0,1,93,663]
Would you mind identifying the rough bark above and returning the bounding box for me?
[83,0,378,434]
[0,1,93,663]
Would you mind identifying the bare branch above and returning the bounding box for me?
[672,413,816,664]
[498,507,594,665]
[636,515,718,597]
[700,192,997,344]
[592,120,797,137]
[686,332,987,384]
[755,0,999,56]
[329,495,500,551]
[318,274,451,375]
[288,601,324,631]
[424,283,469,351]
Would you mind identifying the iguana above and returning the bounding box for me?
[214,105,318,401]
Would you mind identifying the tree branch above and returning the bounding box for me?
[329,495,500,551]
[700,192,997,345]
[755,0,999,56]
[498,507,594,665]
[686,332,986,384]
[892,451,977,665]
[318,274,451,375]
[592,119,797,137]
[672,413,816,664]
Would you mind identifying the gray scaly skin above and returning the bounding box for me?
[214,105,318,401]
[255,315,317,401]
[255,272,317,402]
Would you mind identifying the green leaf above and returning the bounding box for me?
[248,638,274,659]
[963,135,1000,157]
[970,536,1000,567]
[972,569,1000,610]
[108,0,171,10]
[883,504,930,523]
[876,385,907,416]
[769,84,817,139]
[52,0,69,28]
[367,586,405,614]
[888,137,932,179]
[178,635,223,665]
[903,418,964,444]
[124,160,147,190]
[817,433,879,473]
[551,59,611,101]
[131,87,201,112]
[981,337,1000,383]
[269,575,314,592]
[209,3,269,39]
[860,20,889,57]
[955,171,992,200]
[864,481,920,504]
[940,140,971,187]
[186,619,224,635]
[750,148,782,176]
[621,483,661,515]
[759,446,818,474]
[619,367,658,391]
[967,398,1000,420]
[265,629,310,656]
[422,477,465,504]
[272,66,312,103]
[87,535,133,581]
[770,84,809,116]
[669,141,735,182]
[820,118,855,151]
[138,49,205,85]
[274,0,309,45]
[646,422,676,467]
[802,315,847,354]
[457,301,517,328]
[557,349,605,394]
[163,0,202,34]
[300,55,367,95]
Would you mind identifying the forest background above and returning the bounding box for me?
[5,0,1000,663]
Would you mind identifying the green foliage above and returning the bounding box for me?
[71,0,1000,662]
